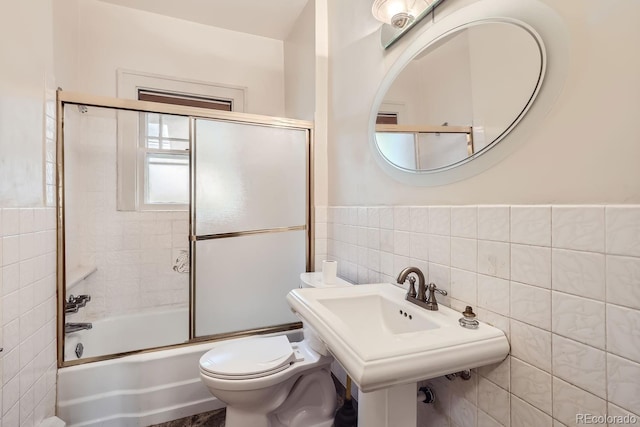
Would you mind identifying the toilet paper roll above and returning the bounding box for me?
[322,260,338,284]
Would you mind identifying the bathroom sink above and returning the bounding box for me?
[287,283,509,392]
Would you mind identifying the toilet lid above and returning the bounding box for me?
[200,335,296,378]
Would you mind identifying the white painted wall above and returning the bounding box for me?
[327,0,640,205]
[284,0,316,120]
[0,0,59,424]
[67,0,287,116]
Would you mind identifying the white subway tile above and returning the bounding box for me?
[477,377,510,426]
[606,206,640,257]
[428,263,450,295]
[552,249,605,301]
[478,206,510,242]
[511,357,552,414]
[451,206,477,239]
[3,290,20,325]
[552,292,605,349]
[553,377,606,427]
[552,334,606,398]
[380,251,394,276]
[478,275,510,316]
[367,228,380,250]
[511,205,551,246]
[409,207,429,233]
[552,206,604,252]
[511,396,552,427]
[429,207,451,236]
[450,395,476,427]
[450,237,476,272]
[607,354,640,415]
[4,376,20,416]
[607,403,639,424]
[3,236,20,266]
[606,303,640,364]
[356,207,367,227]
[380,229,394,253]
[3,263,20,296]
[3,347,20,385]
[606,255,640,310]
[478,240,510,279]
[511,244,551,289]
[510,282,551,330]
[510,320,552,372]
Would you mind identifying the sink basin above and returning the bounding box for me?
[287,282,509,392]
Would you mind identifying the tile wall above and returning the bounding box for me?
[1,207,58,426]
[316,205,640,427]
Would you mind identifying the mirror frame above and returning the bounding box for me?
[369,0,569,186]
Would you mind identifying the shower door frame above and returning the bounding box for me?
[56,90,315,368]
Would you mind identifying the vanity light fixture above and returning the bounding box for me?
[372,0,433,29]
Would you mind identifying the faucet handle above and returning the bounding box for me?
[406,276,417,298]
[429,283,448,296]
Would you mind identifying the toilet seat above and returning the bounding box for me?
[200,335,302,380]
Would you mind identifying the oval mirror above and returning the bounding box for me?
[373,20,544,172]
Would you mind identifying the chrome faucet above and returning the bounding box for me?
[65,322,93,333]
[396,266,447,311]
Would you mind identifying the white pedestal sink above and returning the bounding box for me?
[286,282,509,427]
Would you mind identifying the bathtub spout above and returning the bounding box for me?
[65,322,93,333]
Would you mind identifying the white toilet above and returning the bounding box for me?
[199,272,350,427]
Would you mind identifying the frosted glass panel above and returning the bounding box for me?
[376,132,417,170]
[417,133,468,170]
[194,230,306,337]
[194,119,307,235]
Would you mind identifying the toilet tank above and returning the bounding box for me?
[299,272,351,288]
[298,272,350,355]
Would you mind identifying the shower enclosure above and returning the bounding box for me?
[57,90,313,366]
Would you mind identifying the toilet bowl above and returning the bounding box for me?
[198,272,350,427]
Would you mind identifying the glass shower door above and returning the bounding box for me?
[192,118,309,338]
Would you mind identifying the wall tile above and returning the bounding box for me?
[510,206,551,246]
[429,207,451,236]
[409,233,429,261]
[510,282,551,330]
[451,238,477,272]
[552,334,606,398]
[428,263,450,295]
[606,255,640,310]
[511,396,552,427]
[552,292,605,349]
[478,377,510,426]
[552,249,605,301]
[553,377,606,427]
[510,320,551,372]
[394,206,410,231]
[478,240,510,279]
[478,275,509,316]
[510,358,552,414]
[606,206,640,257]
[451,268,477,306]
[394,231,410,256]
[477,410,503,427]
[451,206,477,239]
[478,206,509,242]
[607,354,640,415]
[380,229,394,253]
[379,207,393,229]
[607,403,639,424]
[450,395,476,427]
[511,244,551,289]
[357,207,367,227]
[2,208,21,236]
[366,207,379,228]
[477,356,510,391]
[429,235,450,266]
[409,207,429,233]
[606,303,640,363]
[552,206,604,252]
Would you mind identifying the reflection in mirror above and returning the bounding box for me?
[375,21,544,172]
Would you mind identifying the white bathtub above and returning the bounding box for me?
[64,308,189,361]
[57,325,303,426]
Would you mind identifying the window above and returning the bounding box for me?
[116,70,245,211]
[137,91,233,209]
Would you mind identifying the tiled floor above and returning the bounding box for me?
[150,374,356,426]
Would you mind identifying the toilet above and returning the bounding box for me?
[199,272,351,427]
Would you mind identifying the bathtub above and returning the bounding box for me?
[64,307,189,361]
[57,324,303,426]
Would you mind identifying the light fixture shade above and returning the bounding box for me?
[372,0,432,28]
